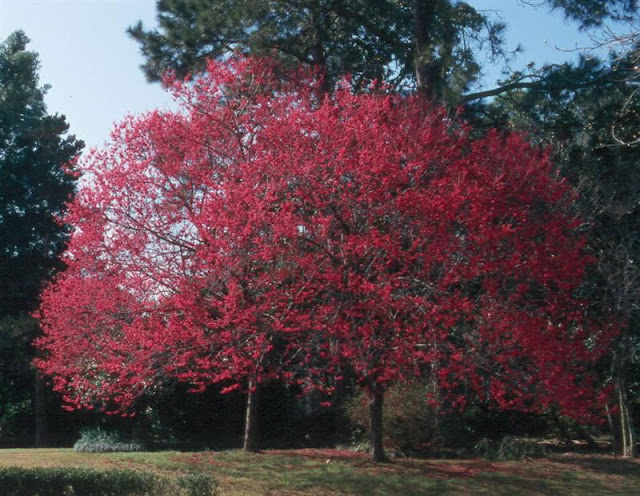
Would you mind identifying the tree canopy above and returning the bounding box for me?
[36,57,611,461]
[128,0,508,100]
[129,0,639,102]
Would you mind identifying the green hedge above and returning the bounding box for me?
[0,467,219,496]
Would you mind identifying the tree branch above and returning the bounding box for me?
[462,81,547,102]
[463,75,613,102]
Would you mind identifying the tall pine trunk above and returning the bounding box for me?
[368,386,387,462]
[413,0,433,97]
[414,0,448,100]
[243,379,259,452]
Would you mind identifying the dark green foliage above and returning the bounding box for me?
[128,0,508,100]
[0,316,38,445]
[424,390,553,454]
[0,31,83,316]
[0,467,219,496]
[130,1,640,104]
[133,382,246,449]
[543,0,637,27]
[135,382,325,450]
[73,428,144,453]
[128,0,413,87]
[0,30,81,447]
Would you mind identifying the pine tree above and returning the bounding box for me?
[129,1,637,102]
[0,31,83,315]
[0,30,82,446]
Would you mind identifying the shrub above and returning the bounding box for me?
[73,427,144,453]
[473,436,546,461]
[176,473,219,496]
[0,467,219,495]
[346,381,437,453]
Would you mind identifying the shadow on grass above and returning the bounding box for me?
[282,466,457,495]
[173,451,466,495]
[550,456,640,478]
[297,473,460,496]
[147,450,640,495]
[468,472,552,495]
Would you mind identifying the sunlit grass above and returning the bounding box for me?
[0,448,638,495]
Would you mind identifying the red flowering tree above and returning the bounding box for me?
[37,59,307,451]
[37,58,610,461]
[249,86,612,460]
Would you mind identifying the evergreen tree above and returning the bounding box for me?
[128,0,507,100]
[0,30,83,315]
[0,30,82,446]
[129,0,637,102]
[543,0,637,27]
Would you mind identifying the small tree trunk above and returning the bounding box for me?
[34,369,48,447]
[369,387,387,462]
[611,379,636,458]
[243,379,259,452]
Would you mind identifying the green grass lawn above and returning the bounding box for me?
[0,448,637,495]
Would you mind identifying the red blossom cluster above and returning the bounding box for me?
[36,57,613,424]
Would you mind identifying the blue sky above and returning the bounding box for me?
[0,0,624,150]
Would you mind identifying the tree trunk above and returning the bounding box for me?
[611,378,636,458]
[243,379,259,452]
[413,0,430,95]
[309,6,331,95]
[413,0,443,100]
[369,387,387,462]
[34,368,47,447]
